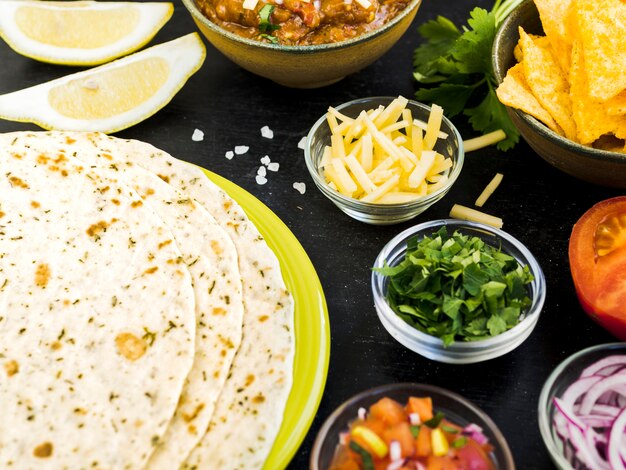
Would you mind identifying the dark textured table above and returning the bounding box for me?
[0,1,623,468]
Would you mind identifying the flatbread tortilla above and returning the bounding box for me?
[87,133,296,470]
[0,133,197,469]
[33,131,245,468]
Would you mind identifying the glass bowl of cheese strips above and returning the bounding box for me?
[304,96,465,225]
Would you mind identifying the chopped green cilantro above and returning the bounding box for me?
[259,33,279,44]
[441,424,459,433]
[258,4,280,34]
[453,436,468,448]
[412,0,524,150]
[424,411,445,428]
[410,424,421,438]
[375,226,534,346]
[348,441,374,470]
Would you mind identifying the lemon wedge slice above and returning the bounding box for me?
[0,33,206,134]
[0,1,173,65]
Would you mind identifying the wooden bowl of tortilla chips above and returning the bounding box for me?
[492,0,626,189]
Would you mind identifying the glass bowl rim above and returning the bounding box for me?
[304,96,465,212]
[537,342,626,469]
[309,381,515,469]
[371,218,547,351]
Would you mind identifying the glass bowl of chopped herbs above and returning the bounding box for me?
[310,382,515,470]
[305,96,464,225]
[371,219,546,363]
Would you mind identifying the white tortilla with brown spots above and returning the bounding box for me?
[86,133,295,470]
[28,131,245,469]
[0,133,197,469]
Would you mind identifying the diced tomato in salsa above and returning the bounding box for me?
[329,396,495,470]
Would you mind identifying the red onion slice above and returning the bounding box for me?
[580,375,626,415]
[607,408,626,470]
[564,376,603,407]
[582,356,626,378]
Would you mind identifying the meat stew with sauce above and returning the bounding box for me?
[194,0,412,45]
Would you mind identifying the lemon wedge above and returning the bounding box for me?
[0,1,173,65]
[0,33,206,134]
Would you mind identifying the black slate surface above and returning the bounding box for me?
[0,0,623,469]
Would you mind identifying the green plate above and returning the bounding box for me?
[202,169,330,469]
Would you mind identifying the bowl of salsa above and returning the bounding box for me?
[181,0,422,87]
[310,383,515,470]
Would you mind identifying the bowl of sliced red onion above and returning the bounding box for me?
[538,343,626,470]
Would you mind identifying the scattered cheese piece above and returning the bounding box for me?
[267,162,279,172]
[257,166,267,177]
[449,204,503,229]
[424,103,443,150]
[413,119,448,139]
[255,174,267,185]
[191,128,204,142]
[260,125,274,139]
[234,145,249,155]
[225,150,234,160]
[464,129,507,153]
[260,155,271,165]
[475,173,504,207]
[361,174,400,203]
[327,158,357,196]
[242,0,258,9]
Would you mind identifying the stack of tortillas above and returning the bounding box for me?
[0,131,294,469]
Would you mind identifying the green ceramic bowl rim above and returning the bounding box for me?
[491,0,626,164]
[181,0,422,53]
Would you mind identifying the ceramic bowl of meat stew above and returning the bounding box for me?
[181,0,422,88]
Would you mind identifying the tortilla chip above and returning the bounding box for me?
[573,0,626,101]
[569,41,626,145]
[496,63,561,134]
[547,35,572,75]
[534,0,574,73]
[606,92,626,116]
[514,34,548,63]
[519,27,577,141]
[534,0,574,40]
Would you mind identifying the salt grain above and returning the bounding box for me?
[225,150,234,160]
[234,145,249,155]
[257,166,267,177]
[293,182,306,194]
[267,162,280,172]
[297,136,307,150]
[192,128,204,141]
[260,155,271,166]
[255,175,268,185]
[260,126,274,139]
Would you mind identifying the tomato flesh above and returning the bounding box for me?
[569,196,626,340]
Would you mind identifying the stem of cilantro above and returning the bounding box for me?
[492,0,524,26]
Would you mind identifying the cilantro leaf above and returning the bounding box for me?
[415,83,477,117]
[450,8,497,75]
[258,4,280,34]
[412,0,524,151]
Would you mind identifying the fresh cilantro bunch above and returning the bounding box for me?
[376,227,534,346]
[413,0,524,151]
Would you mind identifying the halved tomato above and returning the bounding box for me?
[569,196,626,340]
